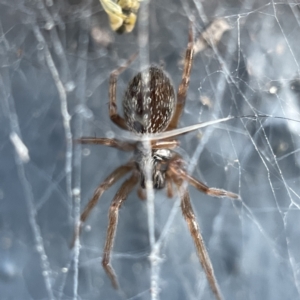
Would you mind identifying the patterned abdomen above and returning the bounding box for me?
[123,66,176,134]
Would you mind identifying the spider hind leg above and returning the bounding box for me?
[167,24,194,130]
[102,173,139,289]
[71,163,133,248]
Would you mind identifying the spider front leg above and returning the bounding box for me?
[167,24,194,130]
[186,173,240,199]
[76,137,136,151]
[169,155,240,200]
[71,162,134,247]
[109,52,138,130]
[102,172,139,288]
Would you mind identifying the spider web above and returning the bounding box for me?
[0,0,300,299]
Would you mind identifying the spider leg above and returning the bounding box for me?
[76,137,136,151]
[137,186,146,200]
[151,139,179,149]
[165,172,174,198]
[102,172,139,289]
[71,162,134,247]
[169,155,240,200]
[109,52,138,130]
[174,177,224,300]
[167,24,194,130]
[185,173,240,200]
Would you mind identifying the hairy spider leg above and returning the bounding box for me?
[165,172,174,198]
[151,139,179,149]
[102,172,139,288]
[176,179,224,300]
[166,154,240,300]
[167,24,194,130]
[169,155,240,200]
[109,53,138,130]
[76,137,136,151]
[185,173,240,199]
[71,163,134,247]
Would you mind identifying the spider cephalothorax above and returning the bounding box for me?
[74,25,239,300]
[135,145,173,189]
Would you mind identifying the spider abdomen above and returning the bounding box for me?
[123,66,176,134]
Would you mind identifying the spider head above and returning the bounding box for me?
[135,145,173,190]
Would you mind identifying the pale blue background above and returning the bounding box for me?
[0,0,300,299]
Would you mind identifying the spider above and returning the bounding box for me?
[73,25,239,300]
[99,0,142,34]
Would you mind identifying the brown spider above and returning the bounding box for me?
[73,26,239,300]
